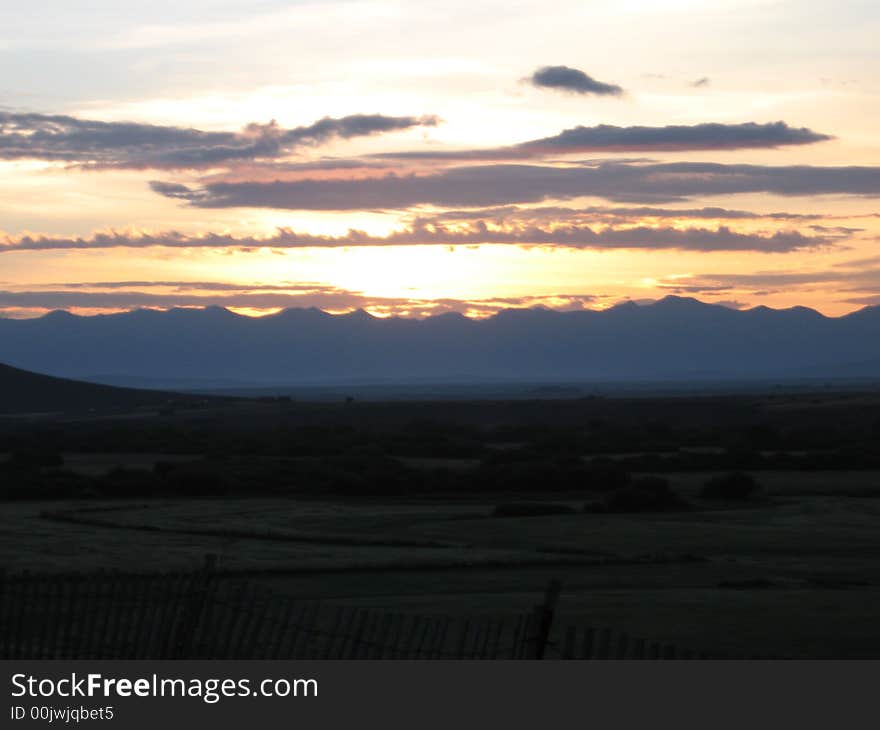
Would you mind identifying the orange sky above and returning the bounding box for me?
[1,0,879,319]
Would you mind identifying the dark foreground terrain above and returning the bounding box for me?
[0,362,224,415]
[3,385,880,658]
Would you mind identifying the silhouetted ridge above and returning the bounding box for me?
[0,362,217,414]
[1,300,877,385]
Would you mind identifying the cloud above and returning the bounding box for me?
[522,122,830,152]
[198,157,396,183]
[843,294,880,306]
[657,260,880,299]
[808,224,864,235]
[39,280,333,293]
[834,254,880,268]
[151,160,880,210]
[148,181,206,200]
[0,222,833,254]
[0,111,439,169]
[528,66,624,96]
[690,77,710,88]
[0,283,604,319]
[377,122,833,160]
[0,287,356,312]
[413,204,827,225]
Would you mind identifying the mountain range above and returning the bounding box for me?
[1,297,879,388]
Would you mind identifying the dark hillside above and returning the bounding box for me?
[0,362,217,415]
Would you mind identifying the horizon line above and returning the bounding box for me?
[1,295,877,322]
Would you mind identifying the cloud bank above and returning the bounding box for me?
[151,161,880,210]
[1,221,833,254]
[377,122,832,160]
[0,282,602,319]
[657,259,880,300]
[0,111,439,169]
[412,204,829,225]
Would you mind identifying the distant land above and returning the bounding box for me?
[2,296,879,391]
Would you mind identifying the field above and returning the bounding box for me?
[3,392,880,658]
[4,464,880,657]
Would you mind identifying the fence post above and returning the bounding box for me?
[172,555,217,659]
[527,579,562,659]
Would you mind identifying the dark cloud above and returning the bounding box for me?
[148,181,208,200]
[529,66,624,96]
[151,161,880,210]
[661,272,843,291]
[658,261,880,298]
[522,122,830,152]
[0,222,833,253]
[0,288,352,311]
[808,224,865,235]
[378,122,832,160]
[843,294,880,306]
[414,204,827,225]
[0,111,439,169]
[40,280,332,293]
[0,284,603,319]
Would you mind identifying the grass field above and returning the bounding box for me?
[4,469,880,657]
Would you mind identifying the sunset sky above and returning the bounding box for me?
[2,0,879,319]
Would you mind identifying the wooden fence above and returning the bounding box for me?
[0,569,735,660]
[554,625,712,659]
[0,569,554,659]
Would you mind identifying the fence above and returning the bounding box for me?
[0,568,557,660]
[555,625,712,659]
[0,568,733,660]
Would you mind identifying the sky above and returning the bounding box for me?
[1,0,879,319]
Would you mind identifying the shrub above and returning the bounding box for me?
[701,472,764,501]
[471,454,630,494]
[604,476,688,513]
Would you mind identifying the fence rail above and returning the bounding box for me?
[0,569,738,660]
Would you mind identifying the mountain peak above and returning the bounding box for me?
[653,295,711,309]
[492,307,557,321]
[147,306,240,320]
[745,304,824,319]
[41,309,78,321]
[340,308,375,321]
[608,299,639,311]
[271,306,330,320]
[426,311,469,323]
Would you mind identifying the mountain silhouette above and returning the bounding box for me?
[1,297,879,387]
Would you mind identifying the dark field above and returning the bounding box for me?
[3,391,880,658]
